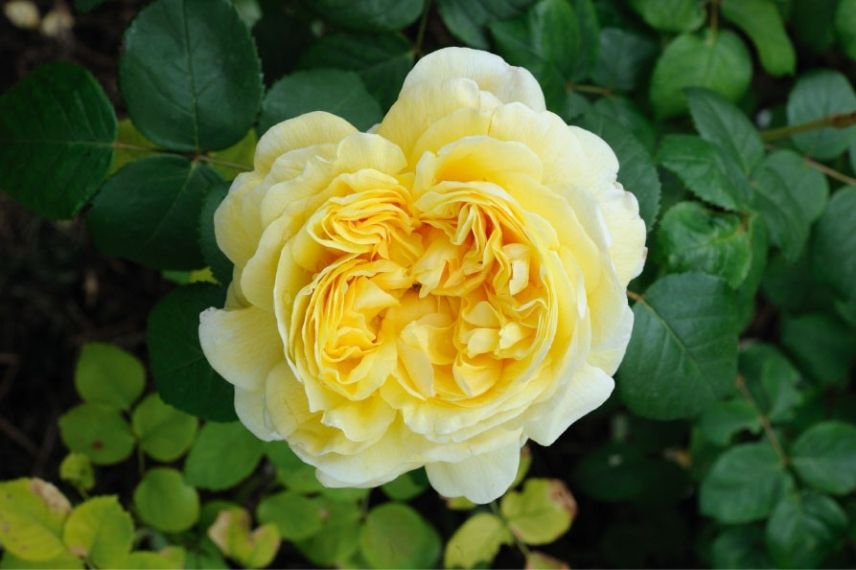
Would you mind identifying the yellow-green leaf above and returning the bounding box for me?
[208,507,280,569]
[444,513,511,569]
[0,479,71,561]
[500,479,576,545]
[63,496,134,569]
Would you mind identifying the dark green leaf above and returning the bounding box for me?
[619,273,738,419]
[837,0,856,61]
[381,470,429,501]
[74,343,145,411]
[259,70,381,135]
[295,499,361,567]
[578,111,661,230]
[791,421,856,495]
[591,97,656,151]
[252,5,313,84]
[761,150,829,222]
[750,161,809,261]
[310,0,423,31]
[792,0,839,53]
[119,0,263,151]
[360,504,441,569]
[185,422,264,490]
[739,343,802,423]
[780,312,856,386]
[592,27,657,91]
[735,215,769,329]
[147,284,237,421]
[700,442,793,524]
[199,182,234,286]
[649,31,752,119]
[686,87,764,175]
[699,399,761,446]
[436,0,536,49]
[655,202,752,288]
[88,155,222,270]
[628,0,705,32]
[658,135,748,212]
[786,70,856,160]
[711,525,773,569]
[766,492,848,569]
[721,0,795,75]
[812,186,856,303]
[298,32,413,111]
[0,63,116,219]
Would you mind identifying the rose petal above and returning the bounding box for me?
[426,441,522,504]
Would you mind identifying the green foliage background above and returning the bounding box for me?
[1,0,856,567]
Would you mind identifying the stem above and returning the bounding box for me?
[735,375,788,465]
[626,290,643,303]
[113,141,154,152]
[490,502,531,559]
[761,111,856,142]
[195,154,252,172]
[566,83,613,96]
[413,0,432,58]
[802,155,856,186]
[708,0,719,41]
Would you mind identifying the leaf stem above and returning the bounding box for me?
[708,0,719,41]
[567,82,613,96]
[760,111,856,142]
[195,154,252,172]
[626,290,643,302]
[489,501,531,559]
[764,142,856,185]
[735,375,788,465]
[413,0,433,59]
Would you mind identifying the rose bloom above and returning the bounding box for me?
[199,47,646,503]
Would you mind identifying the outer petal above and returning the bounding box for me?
[402,47,545,111]
[234,387,279,441]
[426,441,522,504]
[198,305,283,391]
[525,364,615,447]
[254,111,357,173]
[599,184,647,287]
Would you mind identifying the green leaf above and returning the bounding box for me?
[63,497,134,569]
[199,182,234,287]
[208,508,280,569]
[59,453,95,492]
[792,0,839,53]
[591,97,656,151]
[628,0,705,32]
[655,202,752,289]
[59,403,135,465]
[74,343,145,411]
[686,88,764,175]
[382,469,429,501]
[88,156,222,270]
[658,135,748,211]
[750,160,809,261]
[110,119,157,174]
[146,284,236,421]
[207,129,255,180]
[436,0,535,49]
[786,70,856,160]
[0,62,116,219]
[766,492,848,569]
[132,393,199,462]
[721,0,795,75]
[0,479,71,562]
[578,110,661,231]
[619,273,738,419]
[134,468,200,533]
[360,503,441,569]
[0,551,83,570]
[310,0,423,31]
[700,442,793,524]
[780,312,856,386]
[251,4,312,84]
[812,186,856,303]
[443,513,511,569]
[761,150,829,222]
[266,442,325,493]
[295,499,362,567]
[837,0,856,61]
[185,422,264,490]
[256,491,324,541]
[791,422,856,495]
[297,32,413,111]
[699,399,761,446]
[735,215,769,329]
[258,69,382,135]
[524,551,569,569]
[500,479,575,545]
[592,27,657,91]
[739,343,802,423]
[119,0,263,151]
[711,525,773,569]
[649,31,752,119]
[117,551,182,570]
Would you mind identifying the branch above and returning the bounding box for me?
[761,111,856,142]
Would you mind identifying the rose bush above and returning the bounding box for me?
[198,47,646,503]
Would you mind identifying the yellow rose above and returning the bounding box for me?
[199,47,646,503]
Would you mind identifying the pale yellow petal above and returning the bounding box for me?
[599,183,648,286]
[198,305,283,391]
[253,111,356,174]
[426,441,522,503]
[234,387,279,441]
[402,47,545,111]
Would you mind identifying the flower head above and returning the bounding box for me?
[199,47,646,503]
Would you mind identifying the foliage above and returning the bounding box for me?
[2,0,856,567]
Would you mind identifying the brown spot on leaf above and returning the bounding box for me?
[547,479,577,521]
[29,478,71,516]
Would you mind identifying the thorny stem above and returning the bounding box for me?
[735,374,788,465]
[760,110,856,141]
[413,0,432,59]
